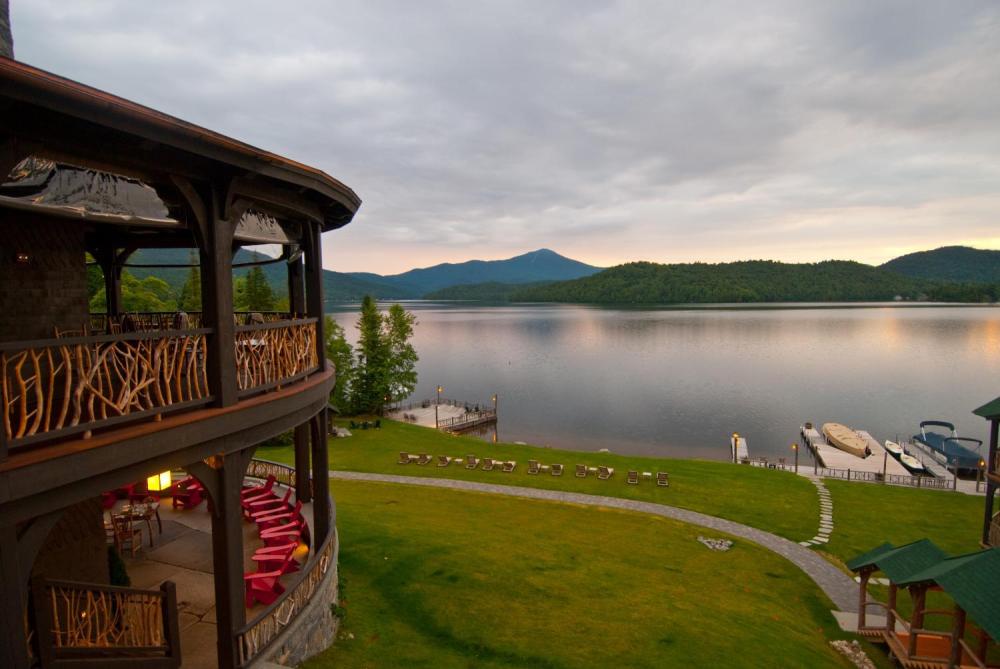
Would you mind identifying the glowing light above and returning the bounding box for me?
[147,471,171,491]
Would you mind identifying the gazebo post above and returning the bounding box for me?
[310,409,331,543]
[907,585,927,657]
[857,569,870,630]
[948,604,966,668]
[981,418,997,546]
[886,583,897,636]
[294,422,312,503]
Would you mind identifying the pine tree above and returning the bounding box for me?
[384,303,418,402]
[324,316,354,411]
[350,295,386,413]
[244,266,275,311]
[178,251,202,311]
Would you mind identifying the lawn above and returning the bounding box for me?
[304,479,869,669]
[259,419,820,542]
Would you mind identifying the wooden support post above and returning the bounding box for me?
[189,453,250,669]
[857,570,870,630]
[948,605,966,669]
[161,580,182,665]
[908,585,927,657]
[286,244,305,317]
[294,422,312,503]
[310,409,331,544]
[983,419,998,546]
[0,524,30,669]
[304,223,326,370]
[887,583,897,637]
[200,202,238,407]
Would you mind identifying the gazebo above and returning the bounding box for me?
[973,396,1000,547]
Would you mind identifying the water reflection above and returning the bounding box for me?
[328,303,1000,460]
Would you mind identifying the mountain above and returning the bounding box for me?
[881,246,1000,283]
[511,260,937,304]
[354,248,602,296]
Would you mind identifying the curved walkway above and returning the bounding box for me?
[330,471,858,612]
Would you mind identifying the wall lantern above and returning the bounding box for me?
[147,471,172,492]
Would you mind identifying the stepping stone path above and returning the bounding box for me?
[799,476,834,547]
[332,470,859,612]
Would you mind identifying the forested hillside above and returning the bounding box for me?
[881,246,1000,283]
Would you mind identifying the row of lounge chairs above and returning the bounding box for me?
[240,475,308,607]
[397,453,669,486]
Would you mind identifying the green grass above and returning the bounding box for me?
[821,479,994,565]
[259,419,820,542]
[304,479,871,669]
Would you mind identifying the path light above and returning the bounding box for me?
[792,442,798,473]
[731,432,740,463]
[979,458,987,492]
[435,385,443,428]
[492,394,498,412]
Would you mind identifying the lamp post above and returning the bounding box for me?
[492,394,498,414]
[731,432,739,463]
[792,442,798,473]
[435,385,443,428]
[979,458,986,493]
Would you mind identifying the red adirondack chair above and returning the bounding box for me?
[240,475,277,501]
[244,570,285,607]
[127,480,159,503]
[250,543,300,575]
[100,491,117,509]
[172,478,205,510]
[244,487,292,518]
[259,519,304,547]
[252,500,303,530]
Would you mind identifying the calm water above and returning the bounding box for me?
[328,303,1000,461]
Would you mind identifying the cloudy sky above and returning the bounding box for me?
[11,1,1000,274]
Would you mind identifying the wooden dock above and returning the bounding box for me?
[800,426,911,477]
[437,409,498,433]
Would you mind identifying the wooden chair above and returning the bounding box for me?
[501,461,516,473]
[465,455,480,469]
[626,470,639,485]
[551,464,564,476]
[251,543,300,575]
[437,455,452,467]
[172,478,206,510]
[242,475,277,500]
[112,513,143,557]
[254,501,303,530]
[244,570,286,607]
[527,460,540,475]
[481,458,496,472]
[245,488,293,519]
[575,464,588,478]
[656,472,670,487]
[416,453,433,465]
[598,466,615,480]
[53,324,87,338]
[398,452,412,464]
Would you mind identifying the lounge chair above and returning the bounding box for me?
[482,458,496,472]
[241,475,276,500]
[527,460,540,475]
[244,570,286,607]
[575,464,587,478]
[626,470,639,485]
[437,455,452,467]
[656,472,669,487]
[501,461,516,473]
[243,487,292,518]
[398,452,412,464]
[550,464,564,476]
[251,543,300,575]
[254,501,304,529]
[172,478,206,510]
[416,453,433,465]
[465,455,479,469]
[597,466,615,480]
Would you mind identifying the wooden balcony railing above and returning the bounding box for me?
[990,512,1000,548]
[30,578,180,668]
[1,329,212,449]
[235,319,319,396]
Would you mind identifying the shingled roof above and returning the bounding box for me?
[896,548,1000,642]
[973,396,1000,420]
[845,539,947,582]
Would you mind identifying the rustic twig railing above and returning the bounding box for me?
[989,513,1000,548]
[438,408,498,432]
[245,458,312,499]
[30,578,180,668]
[236,507,336,666]
[1,329,211,448]
[234,319,319,396]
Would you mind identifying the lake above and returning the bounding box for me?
[327,303,1000,462]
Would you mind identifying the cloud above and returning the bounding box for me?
[11,0,1000,272]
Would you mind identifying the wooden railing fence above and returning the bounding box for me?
[30,578,180,668]
[234,319,319,396]
[1,329,211,449]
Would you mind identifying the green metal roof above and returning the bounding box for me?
[845,539,947,582]
[973,396,1000,420]
[896,548,1000,642]
[846,542,895,572]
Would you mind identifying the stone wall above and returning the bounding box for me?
[31,498,110,586]
[256,532,341,667]
[0,214,90,341]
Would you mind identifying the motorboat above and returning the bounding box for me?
[899,453,925,473]
[822,423,868,458]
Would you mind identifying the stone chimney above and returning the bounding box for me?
[0,0,12,59]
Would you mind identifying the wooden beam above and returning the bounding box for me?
[286,244,305,316]
[857,570,869,630]
[948,604,966,668]
[304,223,326,368]
[310,410,331,544]
[983,418,998,546]
[908,585,927,657]
[198,182,238,407]
[229,175,324,225]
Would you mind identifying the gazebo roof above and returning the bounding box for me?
[896,548,1000,642]
[973,396,1000,420]
[846,539,947,582]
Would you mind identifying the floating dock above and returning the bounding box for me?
[800,425,911,477]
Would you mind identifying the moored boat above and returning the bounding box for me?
[884,440,903,457]
[822,422,869,458]
[899,453,925,473]
[913,420,983,472]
